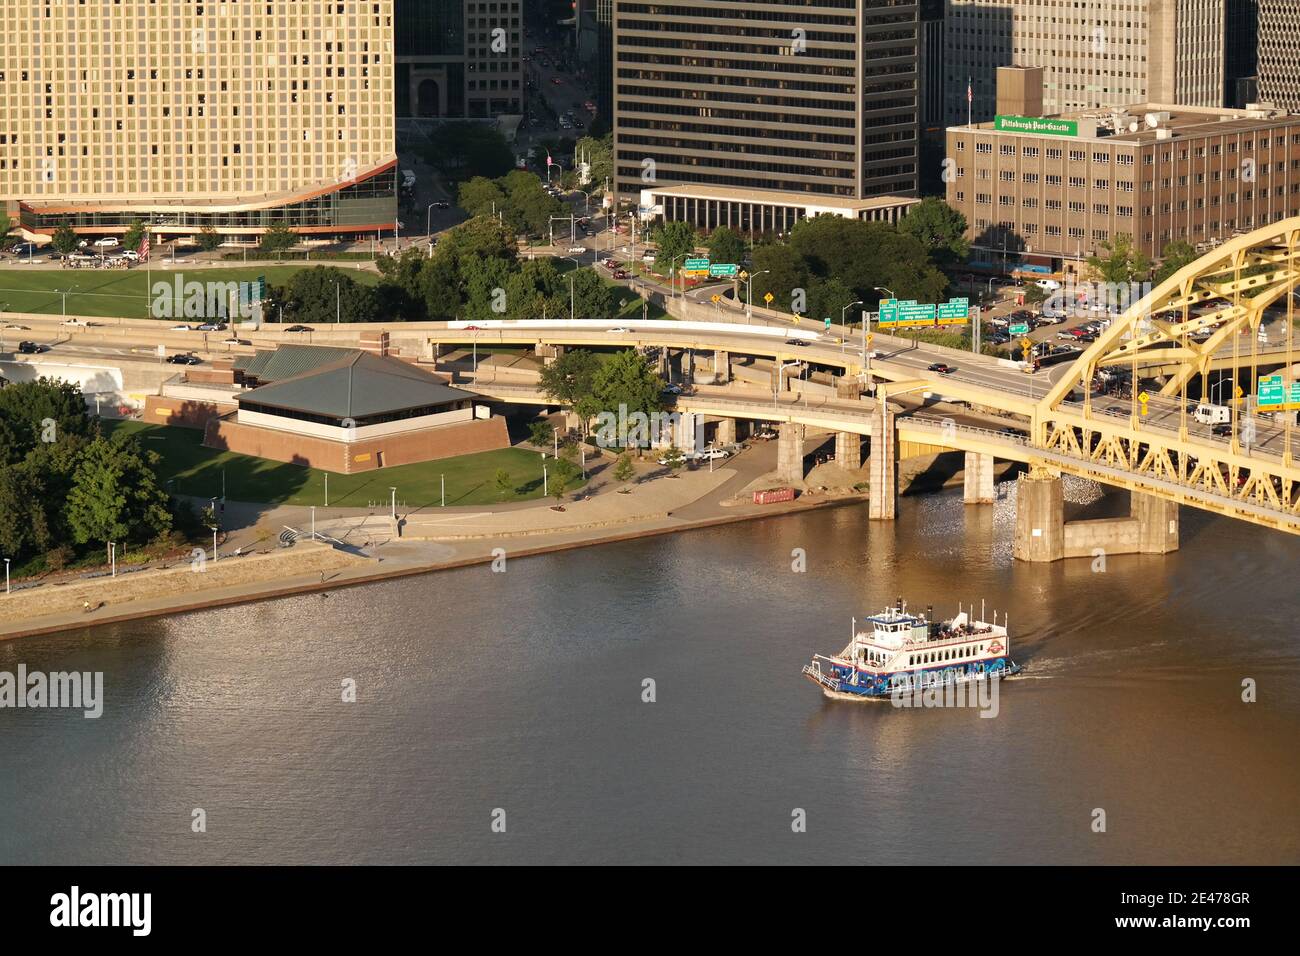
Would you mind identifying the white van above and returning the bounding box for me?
[1193,403,1231,425]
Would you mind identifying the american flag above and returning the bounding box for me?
[967,79,973,104]
[138,230,150,262]
[546,151,554,168]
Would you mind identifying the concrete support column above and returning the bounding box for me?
[776,422,805,485]
[963,451,995,504]
[675,412,700,454]
[715,417,737,447]
[868,405,897,520]
[1013,468,1064,562]
[713,350,730,384]
[1133,491,1180,554]
[835,431,862,471]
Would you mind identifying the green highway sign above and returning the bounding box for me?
[1009,322,1030,336]
[684,258,710,271]
[937,297,970,325]
[1258,375,1300,409]
[994,115,1079,137]
[708,263,739,278]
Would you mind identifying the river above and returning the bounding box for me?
[2,486,1298,864]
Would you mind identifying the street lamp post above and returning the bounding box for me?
[389,487,397,520]
[426,202,436,239]
[310,506,316,539]
[561,255,579,320]
[3,557,8,594]
[744,270,770,324]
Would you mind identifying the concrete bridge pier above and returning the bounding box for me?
[675,412,701,454]
[713,350,731,384]
[868,405,897,520]
[1133,491,1180,553]
[835,431,862,471]
[1013,467,1065,562]
[963,452,995,504]
[776,423,805,484]
[715,417,737,447]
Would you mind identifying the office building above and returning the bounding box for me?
[612,0,920,226]
[1257,0,1300,112]
[944,1,1233,125]
[395,0,523,118]
[945,101,1300,274]
[0,0,398,241]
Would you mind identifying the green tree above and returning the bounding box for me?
[0,377,90,458]
[420,254,463,321]
[1087,234,1152,285]
[662,445,685,476]
[528,418,554,449]
[898,197,970,265]
[1154,240,1199,285]
[569,267,617,321]
[282,267,376,324]
[653,221,698,273]
[197,226,223,252]
[750,243,810,313]
[122,219,146,255]
[613,453,635,484]
[0,464,50,560]
[1023,284,1049,307]
[539,348,602,406]
[457,176,508,220]
[259,223,298,255]
[51,223,80,256]
[574,134,613,193]
[65,434,172,548]
[494,468,514,499]
[422,123,515,180]
[706,226,746,267]
[590,349,663,420]
[550,458,577,504]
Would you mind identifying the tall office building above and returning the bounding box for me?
[1223,0,1259,108]
[612,0,920,224]
[944,1,1231,126]
[0,0,397,240]
[1257,0,1300,111]
[395,0,523,118]
[919,0,946,128]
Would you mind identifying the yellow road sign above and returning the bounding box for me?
[711,294,721,303]
[763,292,774,304]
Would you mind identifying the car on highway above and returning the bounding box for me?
[166,353,202,365]
[432,201,450,209]
[3,323,29,330]
[927,362,956,374]
[1211,422,1234,437]
[612,270,629,280]
[93,237,120,249]
[61,318,88,327]
[567,246,587,254]
[169,323,194,331]
[196,321,227,331]
[17,341,47,354]
[784,338,810,347]
[222,337,251,346]
[284,325,314,333]
[606,326,633,333]
[999,426,1029,438]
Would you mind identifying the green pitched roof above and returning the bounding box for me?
[239,350,476,419]
[256,344,355,382]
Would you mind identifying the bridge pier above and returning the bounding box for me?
[715,417,737,447]
[675,412,701,455]
[963,451,995,504]
[776,423,805,484]
[713,350,731,384]
[1133,491,1180,554]
[868,405,897,520]
[1013,468,1065,562]
[835,431,862,471]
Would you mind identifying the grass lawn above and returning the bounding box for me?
[0,264,381,320]
[105,421,587,508]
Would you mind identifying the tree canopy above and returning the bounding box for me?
[898,198,970,265]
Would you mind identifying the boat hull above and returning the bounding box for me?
[802,659,1022,701]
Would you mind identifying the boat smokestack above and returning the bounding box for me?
[896,596,904,613]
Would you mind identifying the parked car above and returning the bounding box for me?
[751,429,778,441]
[222,337,251,346]
[93,237,120,249]
[662,383,684,395]
[3,323,29,330]
[62,318,88,327]
[697,447,732,461]
[612,270,629,280]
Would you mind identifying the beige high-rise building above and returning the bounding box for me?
[0,0,397,241]
[944,1,1230,125]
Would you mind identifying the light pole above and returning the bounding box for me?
[543,462,548,497]
[561,256,579,320]
[744,270,770,324]
[59,285,78,318]
[333,280,341,323]
[426,201,437,239]
[669,253,689,301]
[310,506,316,539]
[389,487,397,520]
[441,473,445,507]
[3,557,8,594]
[574,189,592,217]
